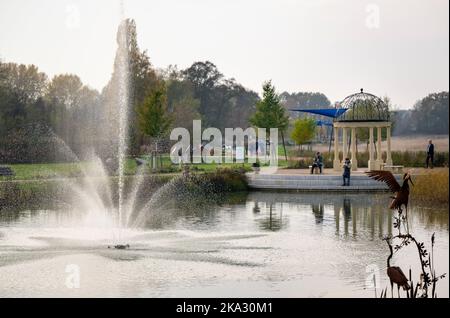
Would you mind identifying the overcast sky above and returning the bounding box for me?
[0,0,448,109]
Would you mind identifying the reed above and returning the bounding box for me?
[411,169,449,205]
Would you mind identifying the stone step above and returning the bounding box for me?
[246,172,400,191]
[247,181,387,187]
[247,185,388,191]
[247,174,399,180]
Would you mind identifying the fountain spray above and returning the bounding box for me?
[115,1,130,246]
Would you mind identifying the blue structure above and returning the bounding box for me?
[288,108,348,152]
[288,108,348,119]
[315,119,333,127]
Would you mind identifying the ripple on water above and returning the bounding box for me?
[0,192,447,297]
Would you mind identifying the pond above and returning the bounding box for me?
[0,191,448,298]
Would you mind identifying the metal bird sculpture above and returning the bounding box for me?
[386,239,410,297]
[365,171,414,218]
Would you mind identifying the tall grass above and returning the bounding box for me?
[411,169,449,205]
[391,151,449,168]
[286,151,449,169]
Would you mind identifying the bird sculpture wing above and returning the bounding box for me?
[392,266,410,289]
[366,170,401,193]
[392,266,407,279]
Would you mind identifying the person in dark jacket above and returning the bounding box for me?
[342,158,351,186]
[311,152,323,174]
[426,140,434,169]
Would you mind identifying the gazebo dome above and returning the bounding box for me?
[336,89,390,122]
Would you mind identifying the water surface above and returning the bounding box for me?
[0,191,448,298]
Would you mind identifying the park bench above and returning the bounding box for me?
[381,164,404,174]
[308,165,322,174]
[0,166,15,177]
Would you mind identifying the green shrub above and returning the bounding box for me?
[288,148,316,158]
[285,151,449,169]
[206,168,248,192]
[391,151,448,167]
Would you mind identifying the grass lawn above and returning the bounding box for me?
[1,156,281,181]
[1,162,84,180]
[1,159,139,181]
[1,145,293,181]
[1,140,296,181]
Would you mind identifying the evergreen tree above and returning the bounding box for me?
[250,81,289,160]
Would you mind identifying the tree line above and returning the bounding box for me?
[392,92,449,136]
[0,19,327,163]
[1,19,448,164]
[0,20,259,163]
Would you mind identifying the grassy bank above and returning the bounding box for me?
[0,168,248,211]
[0,173,176,210]
[411,168,449,205]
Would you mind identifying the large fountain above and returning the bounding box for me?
[0,5,447,298]
[60,17,133,247]
[116,16,130,241]
[41,15,163,247]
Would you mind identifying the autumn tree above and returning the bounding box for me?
[291,117,316,150]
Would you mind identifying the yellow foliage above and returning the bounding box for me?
[411,168,449,205]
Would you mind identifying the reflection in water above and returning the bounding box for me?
[247,194,444,240]
[312,204,324,224]
[0,191,447,298]
[1,192,447,239]
[339,197,352,236]
[256,202,288,232]
[252,202,261,214]
[1,192,447,238]
[248,194,407,240]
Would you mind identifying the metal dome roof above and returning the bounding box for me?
[336,88,390,122]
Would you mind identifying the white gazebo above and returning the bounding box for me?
[332,89,393,171]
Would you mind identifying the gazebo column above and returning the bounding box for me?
[342,127,348,161]
[376,126,383,169]
[350,127,357,171]
[368,127,375,170]
[386,125,393,165]
[333,126,340,170]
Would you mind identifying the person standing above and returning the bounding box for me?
[426,140,434,169]
[342,158,351,186]
[318,152,323,173]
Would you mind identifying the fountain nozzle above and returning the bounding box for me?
[108,244,130,250]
